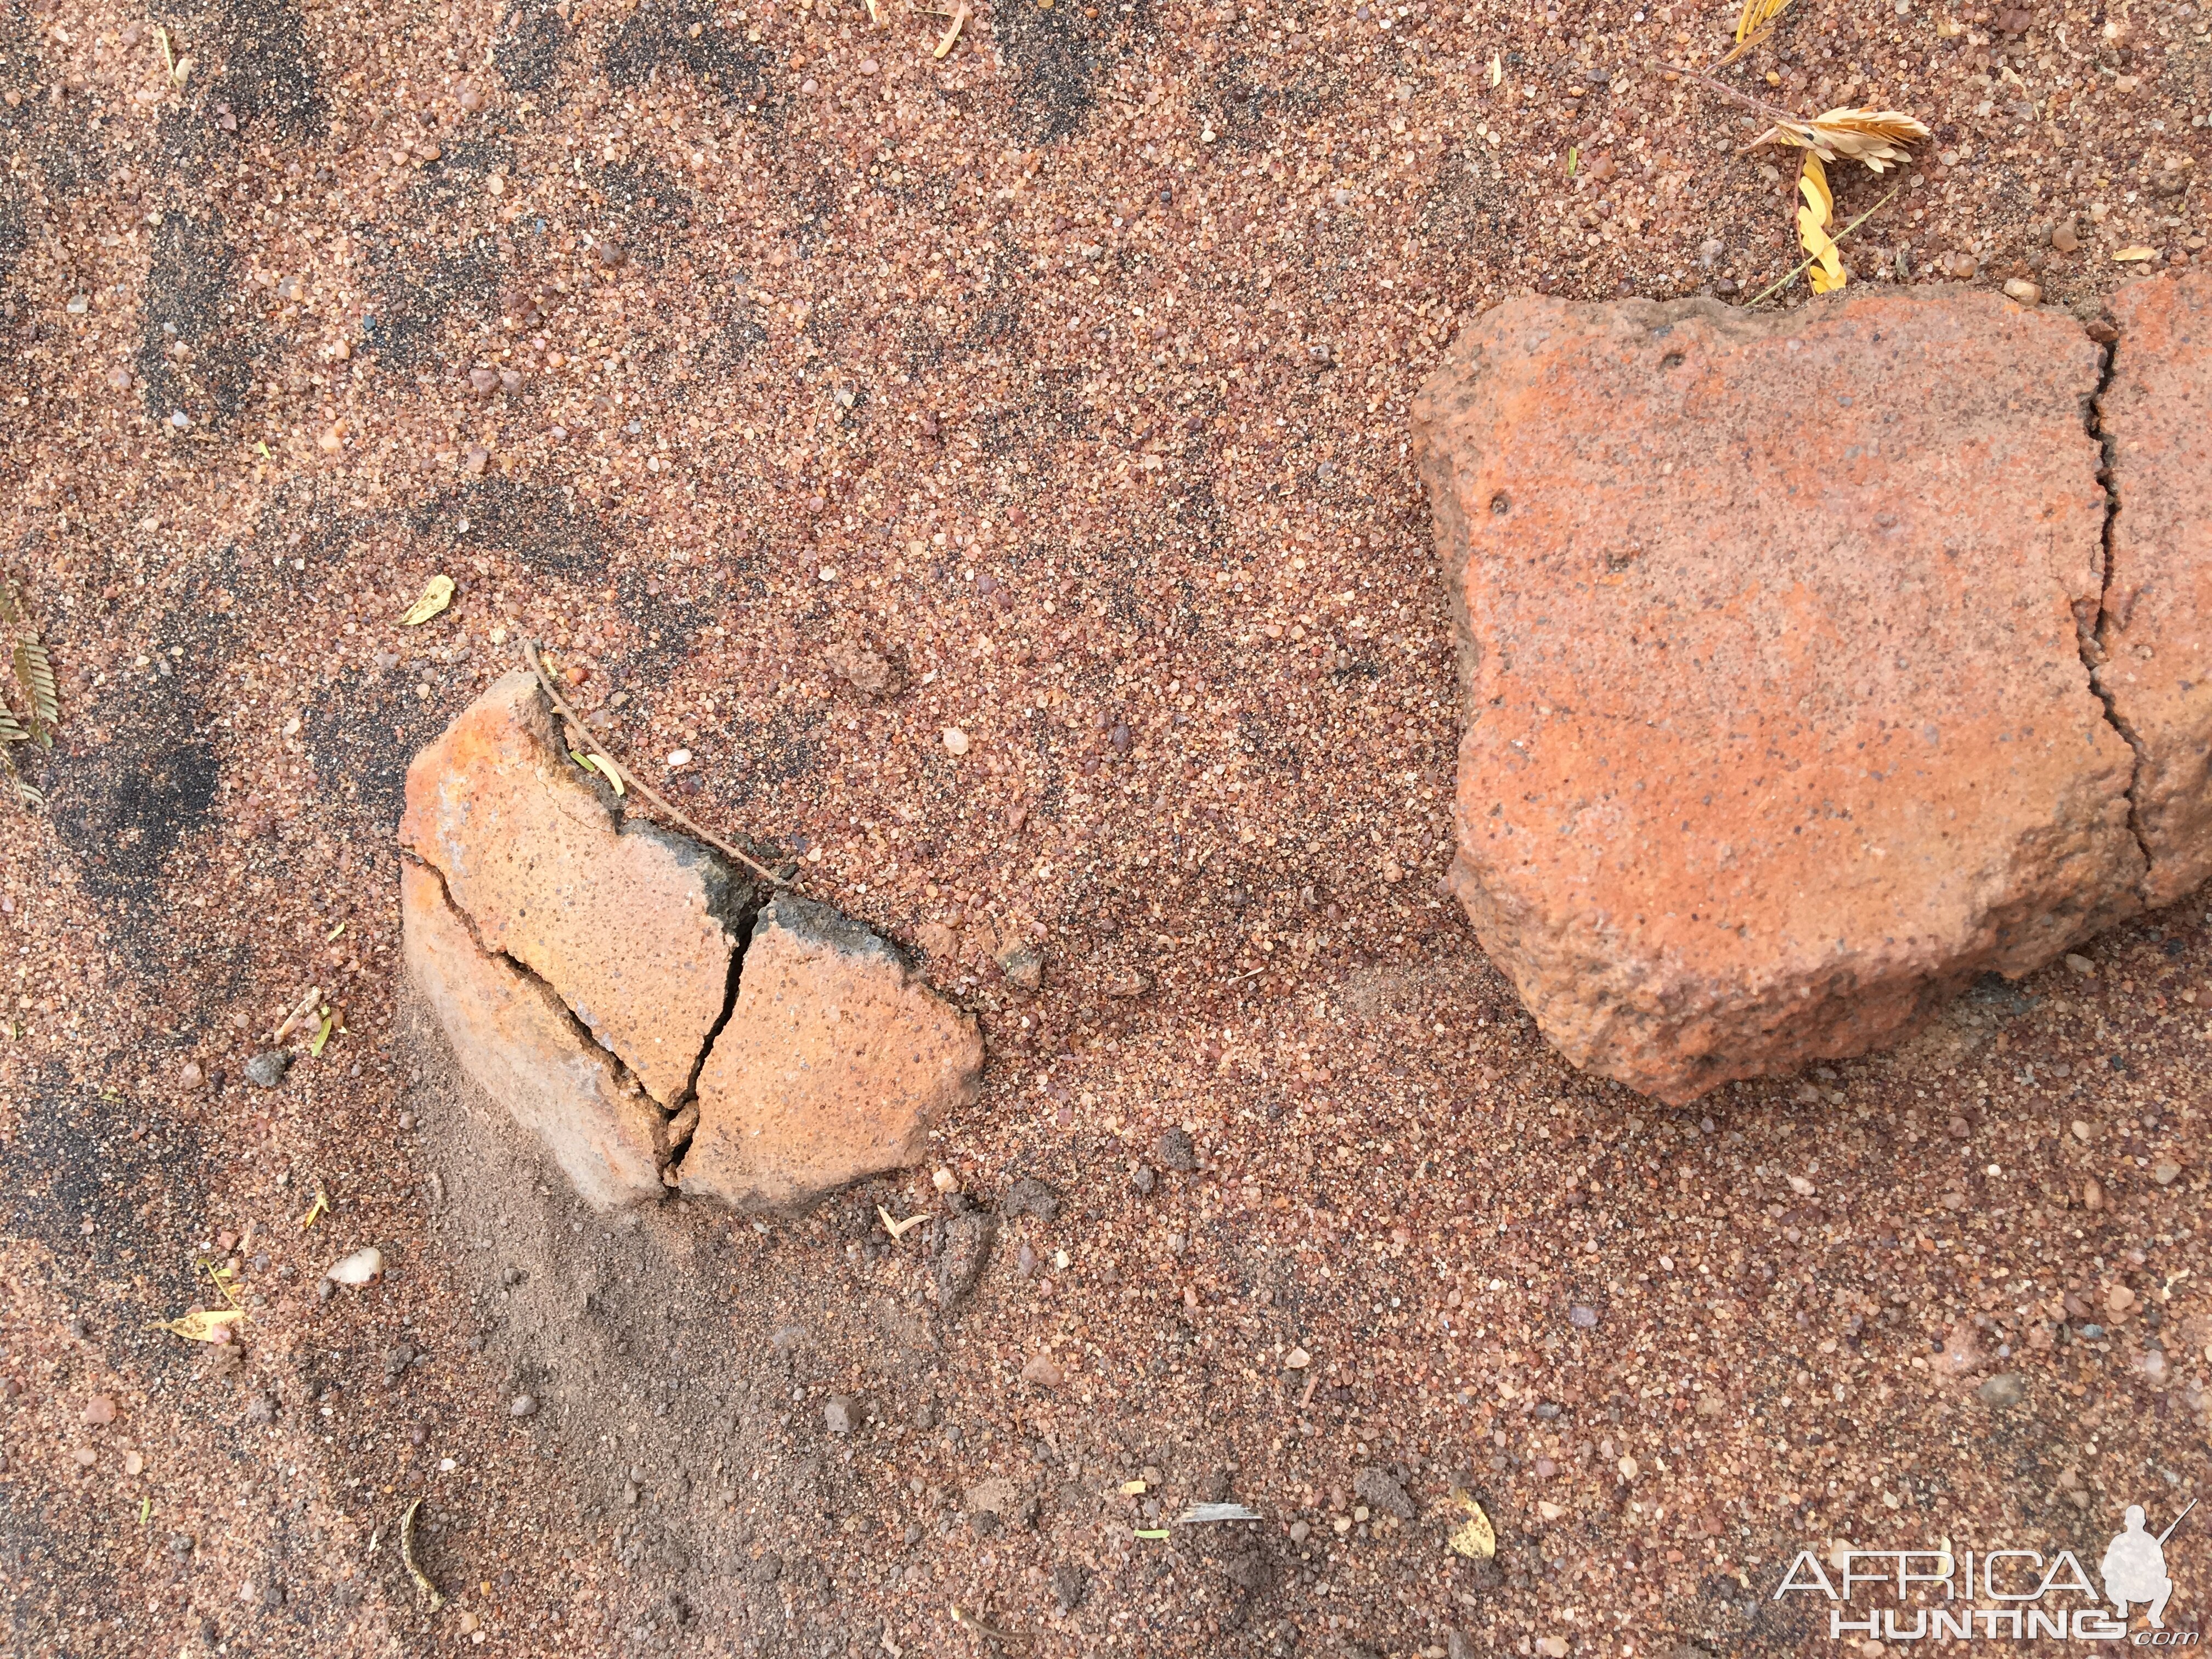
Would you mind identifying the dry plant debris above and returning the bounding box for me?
[1723,0,1796,65]
[400,574,457,627]
[1751,105,1932,172]
[1797,153,1846,294]
[0,582,57,809]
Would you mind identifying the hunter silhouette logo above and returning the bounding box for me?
[2104,1500,2193,1630]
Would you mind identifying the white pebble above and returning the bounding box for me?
[667,748,692,768]
[941,727,970,755]
[325,1248,383,1288]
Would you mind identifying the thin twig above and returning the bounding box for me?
[1743,185,1900,307]
[1650,61,1797,123]
[520,640,795,893]
[949,1604,1033,1654]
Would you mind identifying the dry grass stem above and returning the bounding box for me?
[521,640,796,894]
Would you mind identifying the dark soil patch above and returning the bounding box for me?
[603,1,770,109]
[136,212,263,429]
[207,0,328,140]
[495,2,572,95]
[363,238,502,371]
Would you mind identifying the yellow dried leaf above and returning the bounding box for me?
[1797,154,1847,294]
[1448,1491,1497,1559]
[154,1308,245,1342]
[2114,245,2159,262]
[1754,107,1929,173]
[399,574,455,626]
[1120,1479,1149,1494]
[1735,0,1793,44]
[1797,151,1833,222]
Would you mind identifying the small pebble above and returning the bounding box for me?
[1154,1126,1198,1173]
[325,1248,383,1288]
[1569,1305,1599,1329]
[1131,1164,1156,1196]
[823,1395,857,1434]
[82,1394,118,1426]
[932,1166,959,1194]
[179,1061,205,1091]
[941,727,970,755]
[510,1394,539,1418]
[244,1051,292,1089]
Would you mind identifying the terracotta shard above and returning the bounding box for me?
[398,671,752,1106]
[402,861,667,1210]
[680,896,983,1211]
[1413,289,2144,1104]
[2097,270,2212,907]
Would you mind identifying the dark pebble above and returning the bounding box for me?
[1131,1164,1156,1196]
[245,1051,292,1089]
[1155,1126,1198,1173]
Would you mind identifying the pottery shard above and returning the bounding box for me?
[680,896,983,1211]
[401,862,667,1210]
[1412,290,2144,1104]
[2098,270,2212,906]
[399,672,752,1106]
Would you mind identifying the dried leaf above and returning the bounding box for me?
[400,1496,445,1611]
[1753,107,1929,173]
[13,640,57,729]
[1735,0,1793,43]
[572,751,626,797]
[878,1205,928,1240]
[299,1183,330,1230]
[1797,154,1847,294]
[2114,245,2159,262]
[310,1009,335,1058]
[154,1308,246,1342]
[0,708,23,743]
[1448,1491,1498,1559]
[1488,52,1502,87]
[399,574,455,627]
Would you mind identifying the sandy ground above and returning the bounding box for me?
[3,0,2211,1654]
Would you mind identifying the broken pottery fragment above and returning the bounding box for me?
[399,670,752,1107]
[1414,287,2151,1103]
[679,896,984,1211]
[402,861,667,1209]
[2095,269,2212,906]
